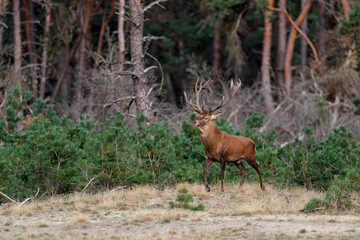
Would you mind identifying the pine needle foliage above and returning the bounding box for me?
[0,87,359,211]
[169,187,205,211]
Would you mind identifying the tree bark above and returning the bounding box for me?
[275,0,286,88]
[22,0,38,94]
[114,0,126,103]
[74,0,93,120]
[318,0,326,61]
[300,0,308,74]
[269,5,322,76]
[129,0,152,121]
[0,0,9,52]
[96,0,116,66]
[58,44,72,104]
[51,37,81,102]
[12,0,22,86]
[261,0,275,114]
[284,0,313,96]
[341,0,350,20]
[118,0,125,72]
[212,22,221,82]
[39,4,51,99]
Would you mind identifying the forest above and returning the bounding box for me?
[0,0,360,214]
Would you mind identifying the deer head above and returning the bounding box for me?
[184,78,242,130]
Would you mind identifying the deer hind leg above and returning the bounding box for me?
[235,160,247,187]
[248,161,265,191]
[203,158,213,192]
[220,160,226,192]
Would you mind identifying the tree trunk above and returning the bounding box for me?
[275,0,286,89]
[212,23,221,82]
[129,0,152,121]
[12,0,22,86]
[51,37,81,102]
[300,0,308,74]
[23,0,37,94]
[0,0,9,53]
[284,0,313,96]
[318,0,326,61]
[96,0,116,66]
[114,0,126,104]
[58,44,72,104]
[39,4,51,99]
[341,0,350,20]
[261,0,275,114]
[118,0,125,72]
[0,0,9,50]
[74,0,93,120]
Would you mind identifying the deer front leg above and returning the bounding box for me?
[220,160,226,192]
[203,158,213,192]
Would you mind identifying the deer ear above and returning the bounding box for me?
[211,113,222,119]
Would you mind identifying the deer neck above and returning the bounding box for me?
[199,121,222,148]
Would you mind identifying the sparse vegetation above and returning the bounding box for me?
[169,187,205,211]
[0,183,359,239]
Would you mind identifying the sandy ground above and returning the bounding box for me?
[1,183,359,239]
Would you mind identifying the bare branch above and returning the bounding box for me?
[227,89,259,122]
[259,100,287,133]
[81,171,104,193]
[143,0,167,12]
[0,91,6,108]
[144,65,158,73]
[0,190,18,204]
[0,21,7,28]
[146,52,164,95]
[268,6,323,74]
[118,201,169,209]
[143,35,165,41]
[116,71,138,77]
[19,188,39,206]
[110,186,127,192]
[103,96,135,109]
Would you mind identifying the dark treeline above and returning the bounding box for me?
[0,0,359,121]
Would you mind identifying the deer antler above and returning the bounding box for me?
[184,78,241,114]
[209,78,242,113]
[184,78,213,114]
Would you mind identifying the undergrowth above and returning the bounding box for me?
[0,86,359,212]
[169,187,205,211]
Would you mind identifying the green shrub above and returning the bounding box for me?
[303,198,326,212]
[169,188,205,211]
[0,86,359,211]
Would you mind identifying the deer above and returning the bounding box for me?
[184,78,265,192]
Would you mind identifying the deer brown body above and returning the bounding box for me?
[185,78,265,192]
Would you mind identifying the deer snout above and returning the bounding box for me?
[193,120,201,127]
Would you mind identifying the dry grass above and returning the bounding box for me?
[0,183,324,216]
[0,183,359,240]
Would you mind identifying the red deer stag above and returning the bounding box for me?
[184,78,265,192]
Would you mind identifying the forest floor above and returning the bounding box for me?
[1,183,360,240]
